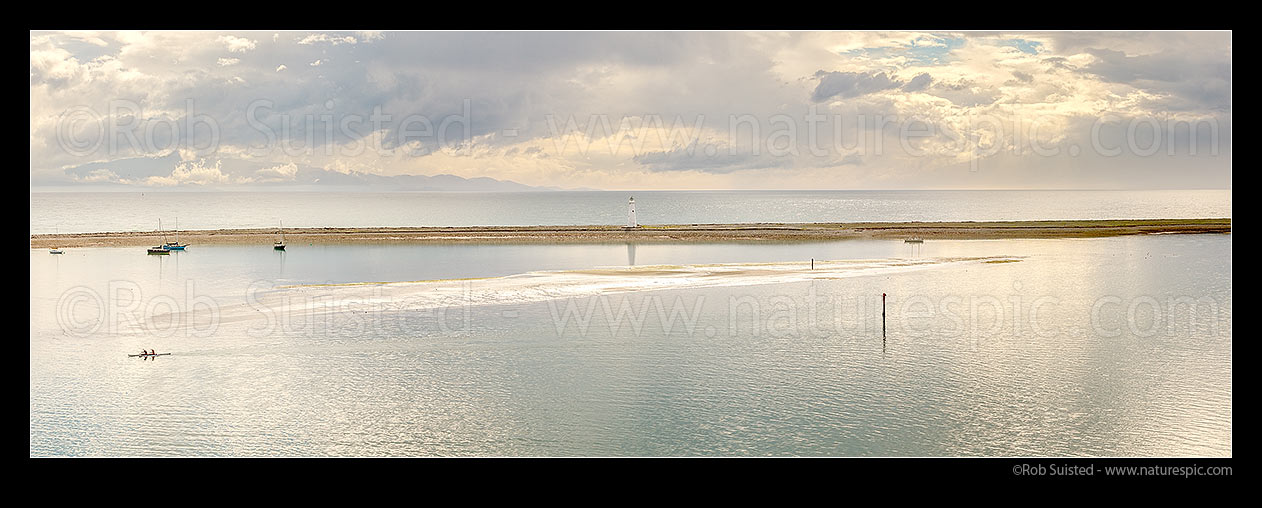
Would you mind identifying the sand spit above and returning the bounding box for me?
[31,218,1232,248]
[142,256,1021,332]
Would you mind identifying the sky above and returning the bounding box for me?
[29,31,1231,191]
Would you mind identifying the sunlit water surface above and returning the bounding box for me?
[30,234,1231,456]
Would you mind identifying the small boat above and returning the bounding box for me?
[148,219,172,253]
[128,353,172,357]
[274,220,286,250]
[49,227,65,254]
[165,217,188,250]
[904,237,924,243]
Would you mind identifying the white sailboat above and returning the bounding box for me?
[49,226,64,254]
[148,219,170,254]
[274,220,286,250]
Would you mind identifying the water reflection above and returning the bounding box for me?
[906,241,923,257]
[28,234,1232,457]
[275,247,286,277]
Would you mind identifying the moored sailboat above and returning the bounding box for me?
[165,217,188,250]
[148,219,171,254]
[49,227,64,254]
[274,220,286,250]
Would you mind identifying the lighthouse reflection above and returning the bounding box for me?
[626,243,637,266]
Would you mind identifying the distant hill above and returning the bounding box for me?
[41,153,588,191]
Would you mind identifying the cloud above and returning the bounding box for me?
[811,71,904,102]
[356,31,384,43]
[140,159,238,186]
[217,35,256,53]
[927,78,1000,106]
[1041,56,1074,71]
[1081,47,1230,110]
[633,140,790,174]
[298,33,357,46]
[29,47,81,85]
[253,162,298,182]
[903,73,933,92]
[75,168,120,183]
[63,31,110,47]
[29,31,1231,191]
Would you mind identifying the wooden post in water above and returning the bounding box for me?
[811,258,814,270]
[882,293,886,338]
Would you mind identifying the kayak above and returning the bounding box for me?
[128,353,172,357]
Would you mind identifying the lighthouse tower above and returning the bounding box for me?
[627,196,638,228]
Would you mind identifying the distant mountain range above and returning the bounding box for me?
[41,152,592,191]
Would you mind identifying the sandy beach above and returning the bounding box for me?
[30,218,1231,248]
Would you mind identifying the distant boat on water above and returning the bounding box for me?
[274,220,286,250]
[905,237,924,243]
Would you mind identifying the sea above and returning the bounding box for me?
[29,190,1232,456]
[29,189,1231,234]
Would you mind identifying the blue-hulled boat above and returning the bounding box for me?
[165,217,188,250]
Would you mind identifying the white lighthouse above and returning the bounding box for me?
[627,196,638,228]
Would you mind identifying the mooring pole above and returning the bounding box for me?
[882,292,886,338]
[811,258,814,270]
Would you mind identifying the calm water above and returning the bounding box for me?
[29,189,1231,234]
[29,234,1231,456]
